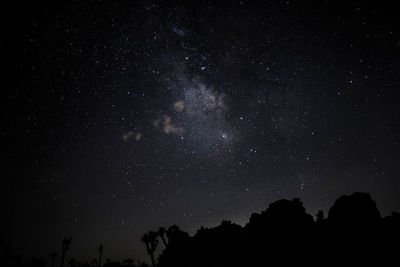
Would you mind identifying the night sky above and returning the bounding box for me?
[2,0,400,263]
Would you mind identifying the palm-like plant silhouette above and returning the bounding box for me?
[142,231,158,267]
[48,252,57,267]
[60,237,71,267]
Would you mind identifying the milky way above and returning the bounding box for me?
[3,0,400,262]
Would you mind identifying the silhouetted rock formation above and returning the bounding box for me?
[152,192,400,267]
[328,192,381,229]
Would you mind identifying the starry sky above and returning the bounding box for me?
[2,0,400,262]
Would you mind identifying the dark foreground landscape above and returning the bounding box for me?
[2,192,399,267]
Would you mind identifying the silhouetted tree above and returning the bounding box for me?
[60,237,71,267]
[141,231,158,267]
